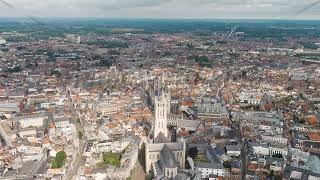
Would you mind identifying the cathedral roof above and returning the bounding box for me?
[154,161,164,176]
[160,144,177,169]
[154,132,170,143]
[148,142,184,152]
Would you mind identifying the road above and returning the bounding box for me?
[240,140,248,180]
[66,140,86,180]
[217,70,248,179]
[216,70,230,102]
[216,77,225,100]
[64,88,88,180]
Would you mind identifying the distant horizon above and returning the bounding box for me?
[0,16,320,22]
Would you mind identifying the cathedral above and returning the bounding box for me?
[145,86,186,179]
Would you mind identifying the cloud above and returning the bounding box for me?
[296,0,320,15]
[67,0,172,10]
[0,0,319,19]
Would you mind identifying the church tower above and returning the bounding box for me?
[154,88,170,139]
[166,89,171,113]
[145,85,186,176]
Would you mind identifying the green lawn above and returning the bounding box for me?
[102,152,121,167]
[194,155,209,163]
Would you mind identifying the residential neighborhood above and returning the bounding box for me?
[0,18,320,180]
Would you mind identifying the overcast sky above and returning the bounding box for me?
[0,0,320,19]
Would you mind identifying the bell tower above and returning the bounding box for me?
[154,88,170,139]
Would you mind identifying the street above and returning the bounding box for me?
[218,70,247,180]
[64,88,88,180]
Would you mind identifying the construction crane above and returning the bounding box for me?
[228,25,239,39]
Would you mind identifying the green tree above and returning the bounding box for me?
[51,151,67,169]
[51,160,59,169]
[139,143,146,172]
[282,96,293,106]
[299,42,318,49]
[7,66,22,73]
[51,70,61,77]
[186,43,194,49]
[47,50,56,62]
[108,49,120,55]
[97,59,113,67]
[195,55,211,67]
[78,131,83,139]
[269,169,275,180]
[195,72,201,83]
[286,85,293,91]
[195,55,209,63]
[223,161,232,169]
[146,169,154,180]
[188,147,198,159]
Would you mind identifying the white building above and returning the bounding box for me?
[226,145,241,157]
[97,126,111,140]
[18,128,37,139]
[195,163,225,178]
[290,148,310,163]
[197,102,229,122]
[237,91,266,105]
[0,103,20,115]
[0,37,6,45]
[91,139,131,154]
[0,121,16,145]
[54,117,70,128]
[261,135,288,145]
[252,144,288,156]
[65,34,81,44]
[15,114,45,128]
[168,114,202,131]
[96,99,121,115]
